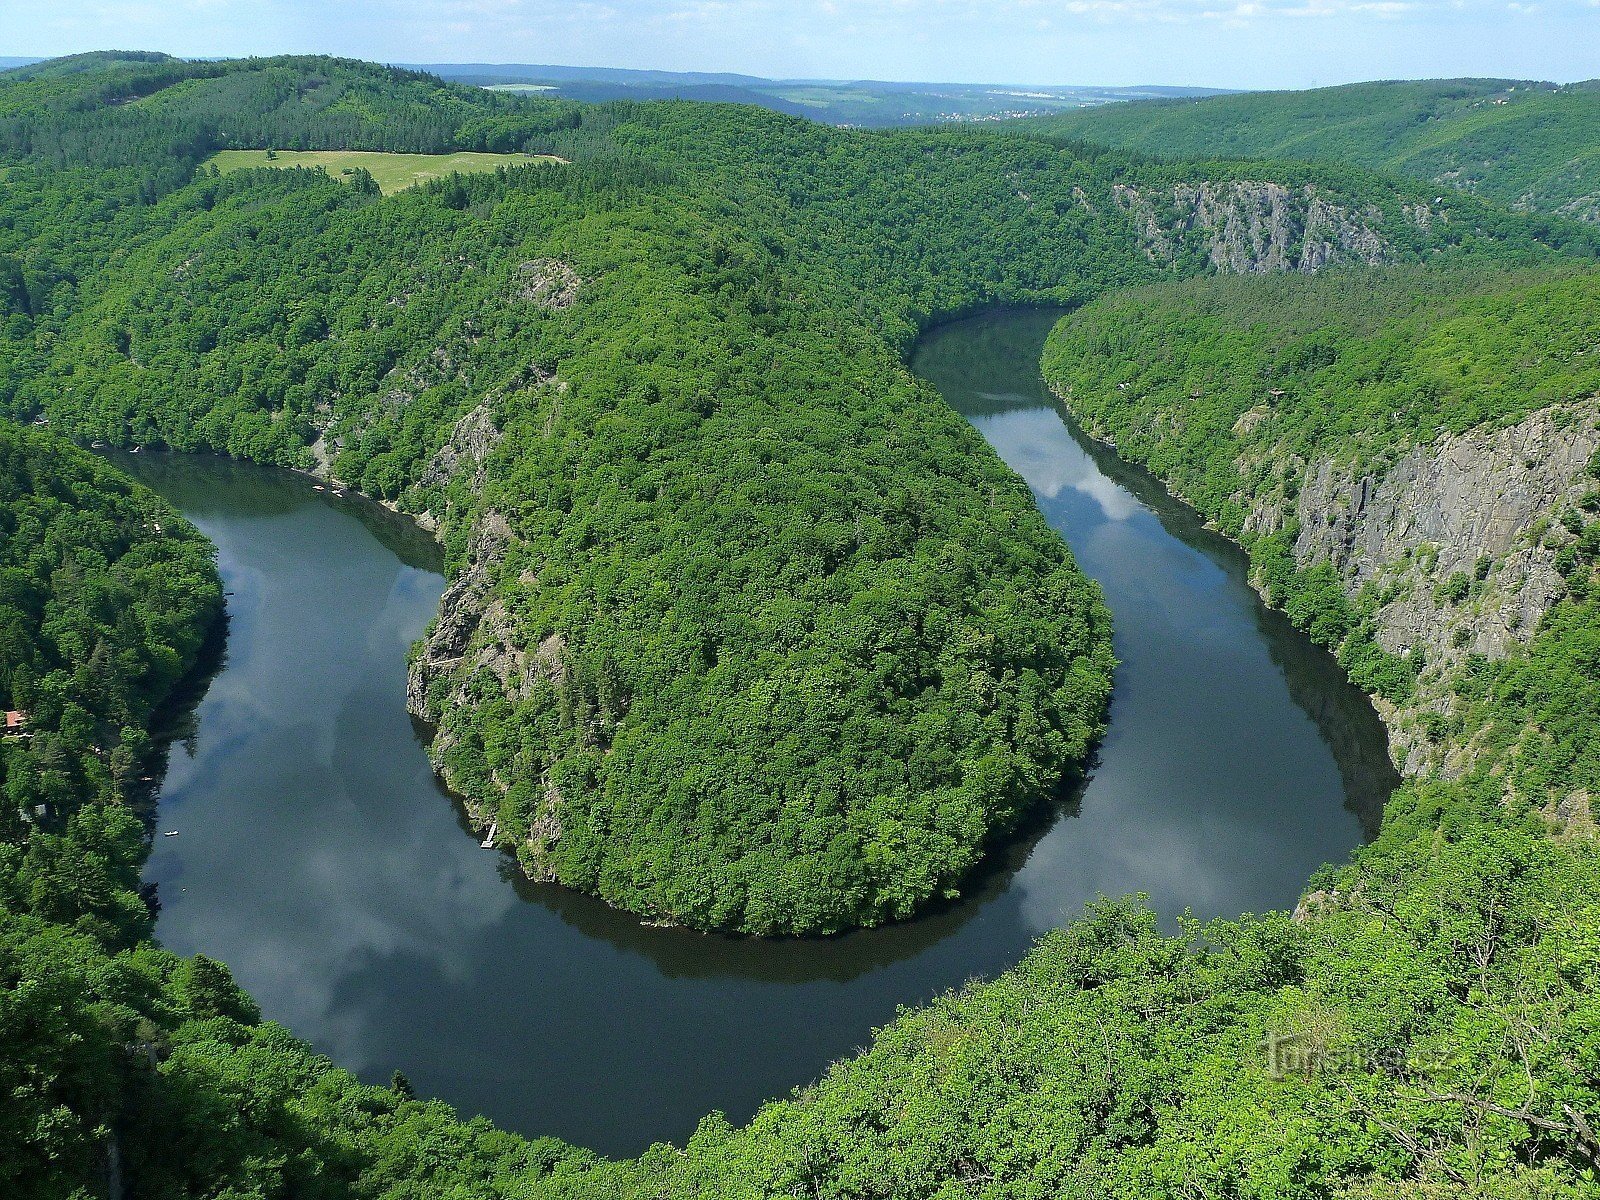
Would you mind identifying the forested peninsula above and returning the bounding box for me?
[4,48,1600,1199]
[5,51,1587,933]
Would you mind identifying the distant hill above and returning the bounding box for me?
[413,62,777,88]
[414,61,1234,127]
[1020,78,1600,220]
[472,77,821,120]
[1,53,1230,128]
[1,50,176,77]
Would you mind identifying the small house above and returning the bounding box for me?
[3,710,30,737]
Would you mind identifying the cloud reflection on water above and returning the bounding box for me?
[122,311,1390,1156]
[973,400,1142,522]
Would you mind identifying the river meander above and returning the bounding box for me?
[113,307,1396,1156]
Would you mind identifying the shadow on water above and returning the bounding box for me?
[106,449,444,573]
[102,311,1397,1157]
[479,772,1090,984]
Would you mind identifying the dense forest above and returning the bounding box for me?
[0,421,220,938]
[3,49,1600,1199]
[0,420,230,1193]
[4,51,1589,934]
[1023,77,1600,222]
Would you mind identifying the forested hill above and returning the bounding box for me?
[1023,78,1600,222]
[0,51,583,195]
[5,51,1589,937]
[0,423,220,849]
[0,424,229,1193]
[5,50,1600,1198]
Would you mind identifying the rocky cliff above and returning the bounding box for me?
[405,503,569,878]
[1110,181,1431,274]
[400,353,574,877]
[1242,404,1600,773]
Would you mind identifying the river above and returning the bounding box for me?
[113,307,1396,1158]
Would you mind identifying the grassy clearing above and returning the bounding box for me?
[205,149,563,194]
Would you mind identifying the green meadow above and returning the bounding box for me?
[207,148,562,194]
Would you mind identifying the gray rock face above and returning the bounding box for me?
[1295,408,1596,657]
[1112,181,1425,274]
[511,258,581,310]
[307,335,478,483]
[405,504,570,867]
[400,362,558,525]
[1279,405,1599,773]
[418,400,502,493]
[1555,193,1600,224]
[406,510,522,722]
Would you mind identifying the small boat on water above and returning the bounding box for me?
[163,830,179,838]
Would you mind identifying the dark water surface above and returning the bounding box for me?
[116,308,1395,1158]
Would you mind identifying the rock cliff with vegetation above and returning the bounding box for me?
[1043,264,1600,776]
[1026,77,1600,222]
[1109,179,1406,272]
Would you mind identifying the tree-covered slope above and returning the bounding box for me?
[1026,78,1600,222]
[0,423,220,944]
[10,55,1575,934]
[3,51,1600,1199]
[1043,262,1600,522]
[1042,263,1600,770]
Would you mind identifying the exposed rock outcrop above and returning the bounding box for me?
[511,258,581,310]
[1549,791,1596,840]
[522,774,565,883]
[1112,181,1427,274]
[1246,404,1600,773]
[418,401,501,493]
[406,501,572,873]
[306,324,491,486]
[406,508,519,725]
[1556,194,1600,224]
[1293,408,1596,661]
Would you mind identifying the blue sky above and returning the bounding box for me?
[3,0,1596,90]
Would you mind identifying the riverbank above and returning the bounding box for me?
[106,309,1390,1155]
